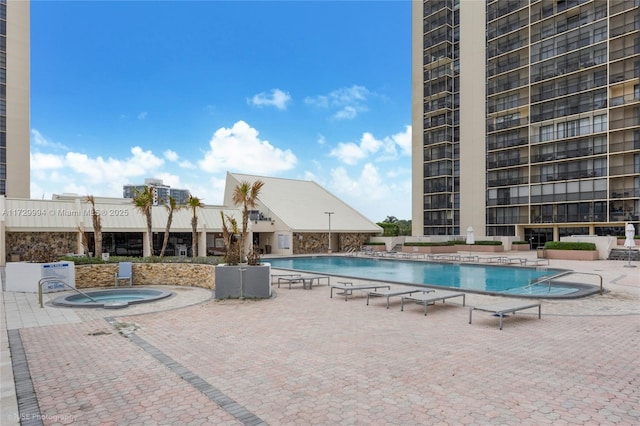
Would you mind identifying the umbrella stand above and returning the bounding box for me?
[624,247,636,268]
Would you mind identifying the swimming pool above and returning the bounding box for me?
[267,256,598,298]
[52,288,173,309]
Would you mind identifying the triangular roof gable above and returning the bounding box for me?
[225,172,381,233]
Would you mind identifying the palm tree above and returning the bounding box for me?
[187,195,204,257]
[159,196,183,258]
[87,195,102,257]
[232,180,264,262]
[220,211,240,264]
[133,186,155,256]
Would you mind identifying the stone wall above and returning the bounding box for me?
[292,232,373,254]
[75,263,215,289]
[6,232,77,262]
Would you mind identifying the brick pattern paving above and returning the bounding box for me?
[8,260,640,425]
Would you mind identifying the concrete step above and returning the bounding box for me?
[609,248,640,261]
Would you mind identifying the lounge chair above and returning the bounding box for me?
[330,282,391,301]
[400,290,466,315]
[366,288,434,308]
[114,262,133,287]
[469,301,541,330]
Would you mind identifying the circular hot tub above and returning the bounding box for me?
[52,288,173,309]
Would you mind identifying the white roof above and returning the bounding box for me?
[224,172,382,233]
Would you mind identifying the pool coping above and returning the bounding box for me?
[51,288,174,309]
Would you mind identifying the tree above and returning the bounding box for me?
[187,195,204,258]
[133,186,155,256]
[231,180,265,262]
[383,215,398,223]
[220,211,240,265]
[159,196,183,258]
[87,195,102,257]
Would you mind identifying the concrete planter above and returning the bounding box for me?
[402,245,457,254]
[214,263,271,299]
[363,245,386,252]
[511,244,531,251]
[455,244,504,253]
[545,249,599,261]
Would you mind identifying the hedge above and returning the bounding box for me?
[467,240,503,246]
[543,241,596,251]
[512,241,529,245]
[58,255,221,265]
[404,241,455,247]
[363,242,386,245]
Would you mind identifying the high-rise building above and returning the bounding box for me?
[412,0,640,245]
[1,0,30,197]
[123,178,191,206]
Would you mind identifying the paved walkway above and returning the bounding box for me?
[2,255,639,425]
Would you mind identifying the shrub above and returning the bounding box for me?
[364,241,386,245]
[512,241,529,245]
[543,241,596,251]
[58,255,222,265]
[404,241,455,247]
[460,240,503,246]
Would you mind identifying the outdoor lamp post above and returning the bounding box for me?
[324,211,334,254]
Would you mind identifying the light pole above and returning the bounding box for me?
[324,211,334,253]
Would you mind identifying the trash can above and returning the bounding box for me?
[537,247,546,259]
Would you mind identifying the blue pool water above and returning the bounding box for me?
[267,256,588,297]
[53,288,173,308]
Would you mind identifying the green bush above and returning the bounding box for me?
[404,241,455,247]
[364,241,386,245]
[456,240,503,246]
[543,241,596,251]
[512,241,529,245]
[58,255,222,265]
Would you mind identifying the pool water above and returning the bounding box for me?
[53,288,173,308]
[267,256,584,297]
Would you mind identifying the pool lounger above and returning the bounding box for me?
[278,275,330,290]
[400,290,466,316]
[469,301,542,330]
[330,282,391,301]
[366,288,434,309]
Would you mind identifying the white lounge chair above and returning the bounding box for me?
[469,301,541,330]
[400,290,466,316]
[330,282,391,301]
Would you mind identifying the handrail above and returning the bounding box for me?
[527,271,603,295]
[38,276,98,308]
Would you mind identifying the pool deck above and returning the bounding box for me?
[2,252,639,425]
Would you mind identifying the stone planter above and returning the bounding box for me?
[545,249,599,261]
[455,244,504,253]
[402,245,457,254]
[215,263,271,299]
[511,244,530,251]
[74,263,215,289]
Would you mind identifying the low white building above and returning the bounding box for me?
[1,173,382,265]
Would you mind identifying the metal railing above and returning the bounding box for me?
[526,271,603,295]
[38,276,98,308]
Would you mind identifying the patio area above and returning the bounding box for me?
[2,255,639,425]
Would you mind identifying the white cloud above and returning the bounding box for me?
[31,129,68,151]
[138,111,148,120]
[305,85,371,120]
[329,127,409,165]
[198,120,297,174]
[248,88,291,110]
[326,163,411,222]
[164,150,179,162]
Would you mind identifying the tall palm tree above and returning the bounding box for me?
[159,196,183,258]
[133,186,155,256]
[187,195,204,258]
[232,180,264,262]
[220,211,240,264]
[87,195,102,257]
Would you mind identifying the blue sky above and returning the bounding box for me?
[30,0,412,222]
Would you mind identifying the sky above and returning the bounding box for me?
[30,0,412,222]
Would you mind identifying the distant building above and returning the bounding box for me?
[123,178,190,206]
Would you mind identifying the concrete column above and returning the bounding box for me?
[198,231,207,257]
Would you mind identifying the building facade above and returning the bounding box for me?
[412,0,640,245]
[1,0,30,197]
[123,178,191,206]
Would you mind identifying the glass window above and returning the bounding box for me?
[593,114,607,132]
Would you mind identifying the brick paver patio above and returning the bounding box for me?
[2,257,639,425]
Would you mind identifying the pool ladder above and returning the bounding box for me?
[38,276,99,308]
[525,271,603,295]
